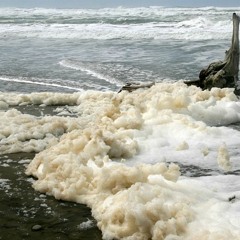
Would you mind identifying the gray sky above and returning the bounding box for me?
[0,0,239,8]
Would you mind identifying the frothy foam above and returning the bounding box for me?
[2,82,240,239]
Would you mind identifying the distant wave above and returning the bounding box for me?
[0,7,239,23]
[0,7,239,40]
[0,20,232,40]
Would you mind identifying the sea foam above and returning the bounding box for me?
[2,82,240,239]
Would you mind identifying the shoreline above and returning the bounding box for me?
[0,152,102,240]
[0,104,102,239]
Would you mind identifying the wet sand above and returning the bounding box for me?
[0,104,102,240]
[0,152,102,240]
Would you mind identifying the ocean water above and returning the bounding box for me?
[1,6,240,240]
[1,6,239,93]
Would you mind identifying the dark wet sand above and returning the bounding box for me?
[0,104,102,240]
[0,153,102,240]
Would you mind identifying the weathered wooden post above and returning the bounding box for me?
[186,13,239,92]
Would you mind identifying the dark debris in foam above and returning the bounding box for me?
[14,104,62,117]
[178,163,216,177]
[228,122,240,131]
[177,162,240,177]
[0,153,101,240]
[12,104,79,118]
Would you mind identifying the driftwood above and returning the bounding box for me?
[185,13,240,92]
[118,81,155,92]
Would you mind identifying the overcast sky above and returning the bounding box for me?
[0,0,239,8]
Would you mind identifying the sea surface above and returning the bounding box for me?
[1,6,239,93]
[1,6,240,240]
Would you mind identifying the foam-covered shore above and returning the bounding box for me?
[1,82,240,239]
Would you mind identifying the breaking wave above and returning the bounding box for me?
[0,6,239,40]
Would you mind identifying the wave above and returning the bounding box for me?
[0,7,239,40]
[0,7,239,23]
[0,76,84,91]
[59,60,124,86]
[59,59,163,86]
[0,20,232,40]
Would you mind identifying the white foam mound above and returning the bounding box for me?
[2,82,240,239]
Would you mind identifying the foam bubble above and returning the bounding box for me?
[78,219,95,230]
